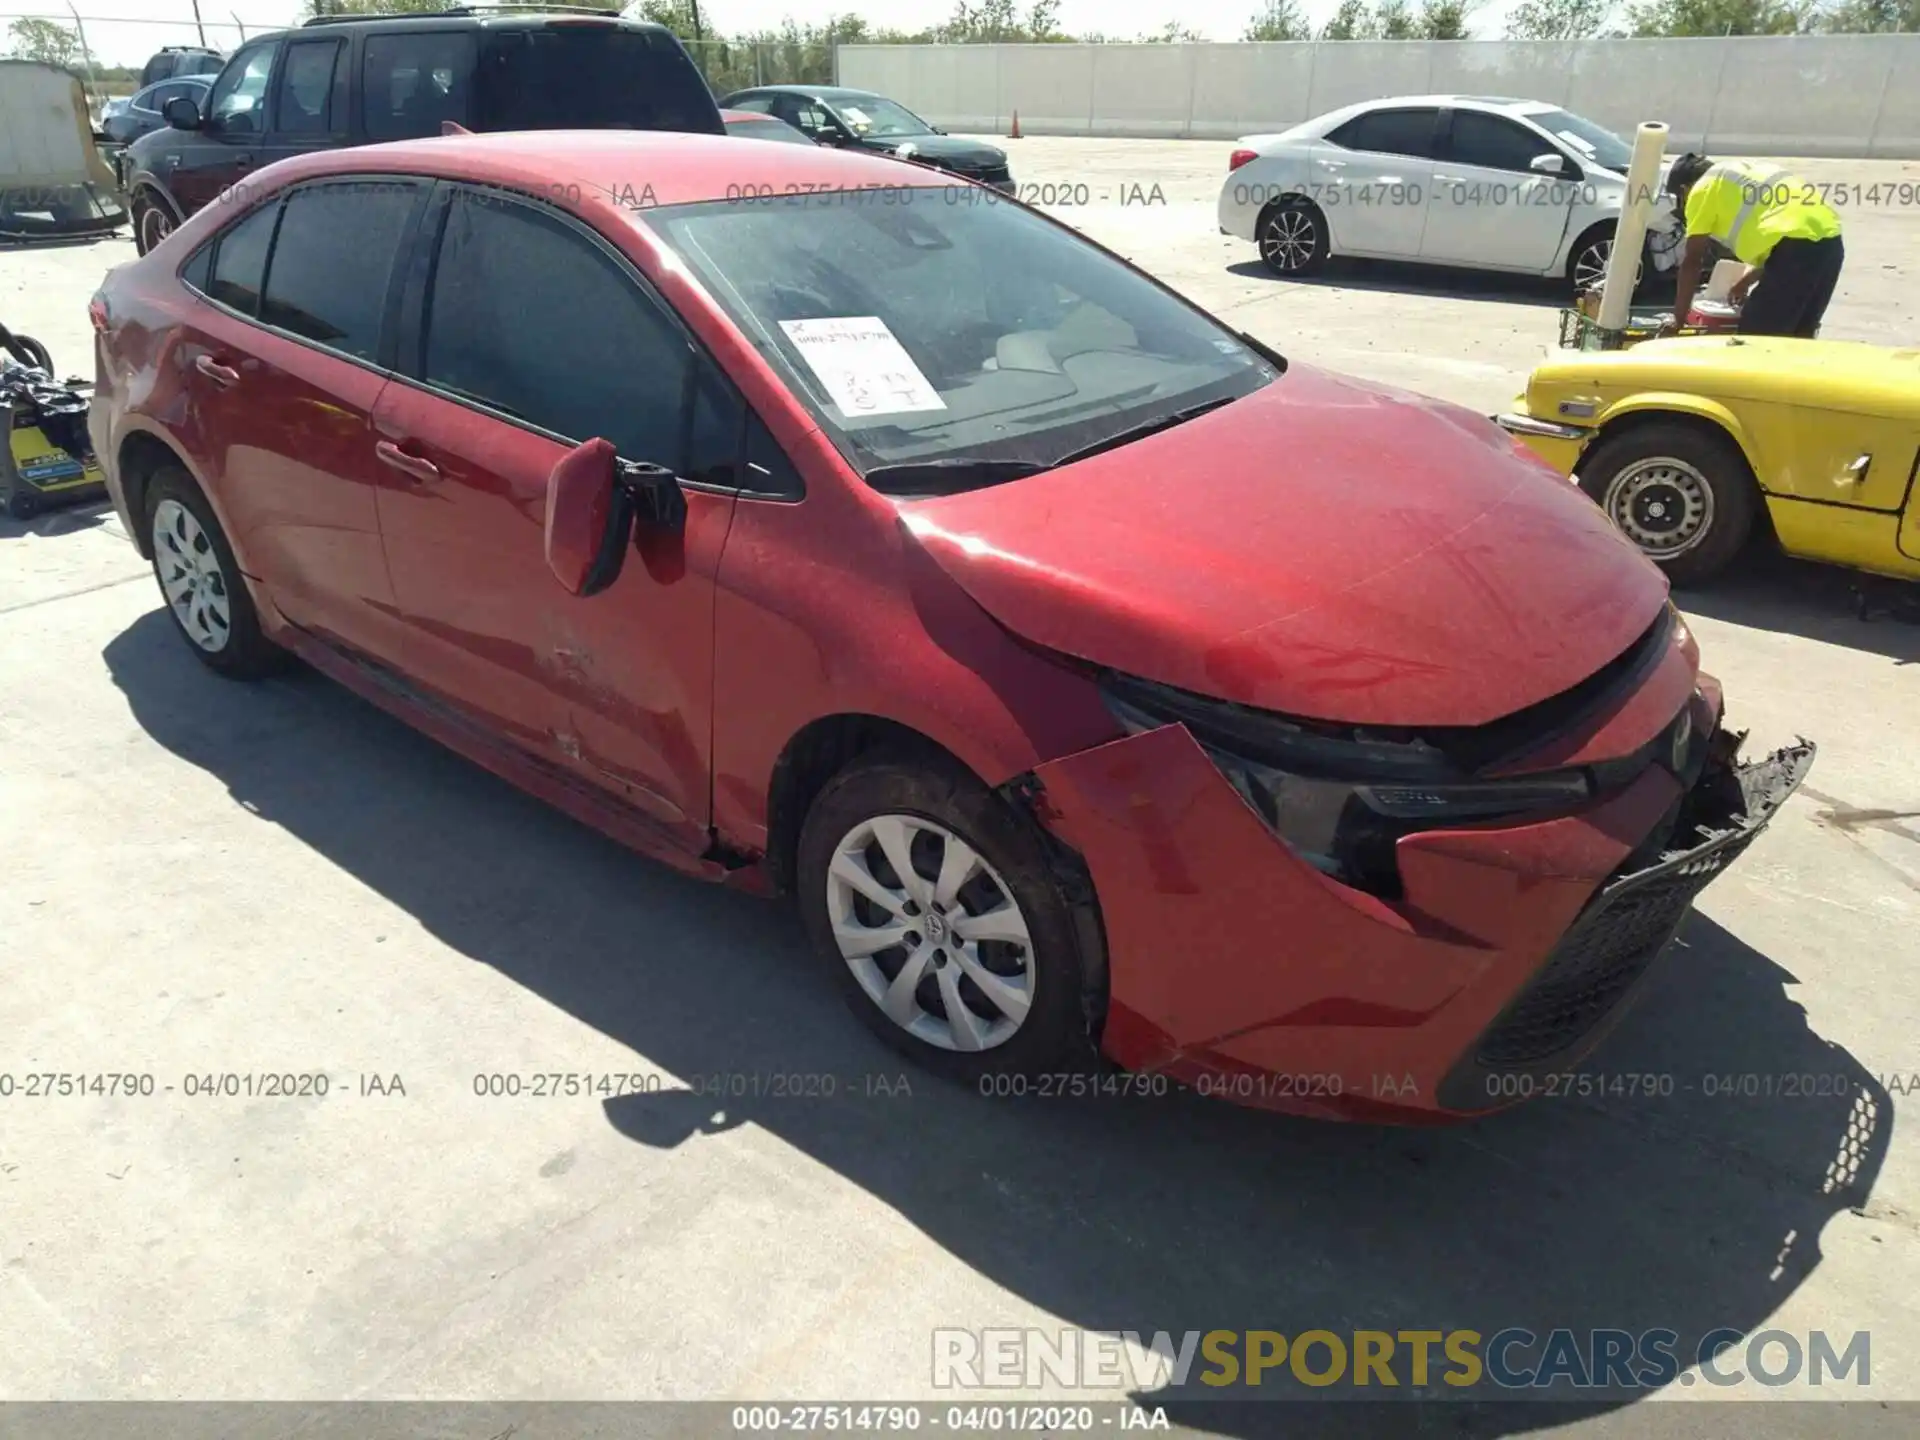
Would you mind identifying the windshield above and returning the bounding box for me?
[1529,108,1633,173]
[476,28,721,133]
[830,96,934,140]
[645,193,1276,489]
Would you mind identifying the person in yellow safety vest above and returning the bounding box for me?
[1657,153,1844,339]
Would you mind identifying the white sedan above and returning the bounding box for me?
[1218,96,1680,292]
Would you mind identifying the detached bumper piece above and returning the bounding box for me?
[1438,738,1814,1111]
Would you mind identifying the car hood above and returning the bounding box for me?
[859,133,1004,168]
[901,365,1669,729]
[1532,336,1920,422]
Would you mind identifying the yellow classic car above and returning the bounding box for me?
[1496,337,1920,586]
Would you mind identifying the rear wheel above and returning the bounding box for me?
[1578,421,1757,587]
[1256,197,1330,278]
[796,750,1099,1081]
[144,466,286,678]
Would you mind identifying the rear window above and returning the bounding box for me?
[474,27,723,134]
[363,31,476,141]
[1326,108,1437,160]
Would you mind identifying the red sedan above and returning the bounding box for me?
[87,132,1811,1121]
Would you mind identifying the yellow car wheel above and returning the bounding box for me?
[1578,421,1757,587]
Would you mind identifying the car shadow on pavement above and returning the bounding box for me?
[1681,550,1920,665]
[104,609,1893,1434]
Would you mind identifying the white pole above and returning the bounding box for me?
[1596,120,1669,335]
[65,3,99,95]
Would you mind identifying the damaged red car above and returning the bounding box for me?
[88,132,1813,1120]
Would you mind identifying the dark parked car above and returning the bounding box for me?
[101,76,213,146]
[720,108,816,145]
[121,10,722,254]
[720,85,1014,194]
[140,45,224,88]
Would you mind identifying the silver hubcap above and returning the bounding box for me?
[1260,208,1317,272]
[826,814,1034,1053]
[153,498,231,651]
[1604,457,1715,557]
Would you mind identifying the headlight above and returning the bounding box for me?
[1101,673,1592,897]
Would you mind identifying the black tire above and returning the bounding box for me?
[143,465,287,678]
[5,489,38,520]
[132,193,175,256]
[1577,421,1757,587]
[1256,196,1330,278]
[796,749,1101,1082]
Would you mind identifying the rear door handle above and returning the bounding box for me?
[375,439,441,484]
[194,355,238,387]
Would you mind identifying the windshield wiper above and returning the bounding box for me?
[1047,394,1240,469]
[863,456,1050,496]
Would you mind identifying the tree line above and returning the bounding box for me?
[7,0,1913,92]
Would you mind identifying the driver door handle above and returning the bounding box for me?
[375,440,440,484]
[194,355,239,388]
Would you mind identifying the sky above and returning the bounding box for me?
[9,0,1531,69]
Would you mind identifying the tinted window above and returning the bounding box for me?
[205,41,279,136]
[363,32,476,141]
[474,29,721,133]
[728,94,775,114]
[274,39,343,136]
[729,116,814,145]
[1326,108,1437,160]
[743,413,803,498]
[181,238,214,295]
[421,192,693,464]
[136,83,177,113]
[205,202,278,315]
[1448,110,1553,174]
[645,195,1276,484]
[259,182,417,360]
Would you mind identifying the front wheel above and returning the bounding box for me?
[1567,225,1653,299]
[1577,421,1757,587]
[796,751,1100,1081]
[132,194,175,256]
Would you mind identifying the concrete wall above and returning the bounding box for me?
[836,36,1920,159]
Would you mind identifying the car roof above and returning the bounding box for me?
[291,11,677,34]
[730,85,880,102]
[256,129,950,207]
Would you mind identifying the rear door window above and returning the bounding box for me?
[258,181,420,362]
[474,27,721,133]
[274,38,345,136]
[203,201,280,315]
[1325,107,1438,160]
[363,31,476,141]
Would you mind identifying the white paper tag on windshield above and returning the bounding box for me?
[779,317,947,417]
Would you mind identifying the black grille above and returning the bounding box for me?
[1474,833,1758,1068]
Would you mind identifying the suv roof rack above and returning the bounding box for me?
[302,3,622,23]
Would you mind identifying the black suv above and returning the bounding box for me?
[123,8,723,254]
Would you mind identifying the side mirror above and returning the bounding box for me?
[163,95,203,130]
[543,438,685,598]
[1529,152,1565,176]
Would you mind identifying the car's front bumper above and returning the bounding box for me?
[1031,688,1811,1122]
